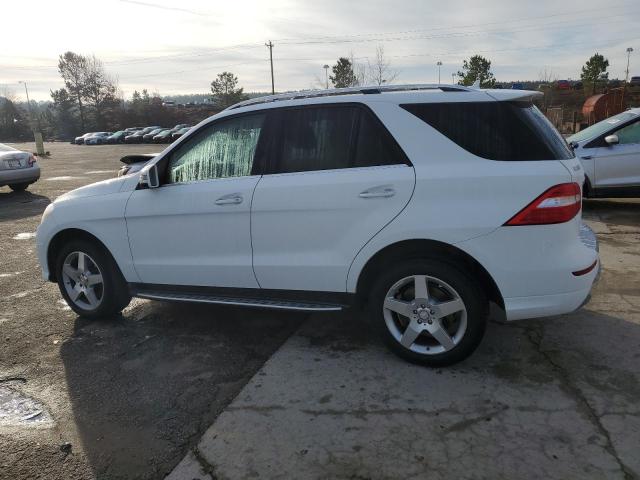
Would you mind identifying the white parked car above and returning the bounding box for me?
[36,85,599,366]
[0,143,40,191]
[84,132,112,145]
[568,108,640,198]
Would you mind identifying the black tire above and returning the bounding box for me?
[368,258,487,367]
[55,239,131,318]
[9,183,29,192]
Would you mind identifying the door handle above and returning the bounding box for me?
[215,193,243,205]
[580,155,592,160]
[359,185,395,199]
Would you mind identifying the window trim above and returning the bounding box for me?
[262,102,412,175]
[157,110,271,186]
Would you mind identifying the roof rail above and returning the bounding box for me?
[226,83,471,110]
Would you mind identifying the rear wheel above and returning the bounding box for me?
[368,258,487,367]
[9,183,29,192]
[55,240,131,318]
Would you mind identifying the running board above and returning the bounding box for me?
[135,290,344,312]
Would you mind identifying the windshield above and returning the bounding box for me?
[568,111,638,143]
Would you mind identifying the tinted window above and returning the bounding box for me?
[274,105,407,173]
[167,113,265,183]
[616,120,640,144]
[402,101,574,161]
[277,106,357,173]
[354,109,407,168]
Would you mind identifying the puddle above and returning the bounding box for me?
[46,176,79,181]
[12,233,35,240]
[0,386,52,426]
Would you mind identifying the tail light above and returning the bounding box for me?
[505,183,581,226]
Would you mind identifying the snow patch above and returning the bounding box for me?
[13,232,35,240]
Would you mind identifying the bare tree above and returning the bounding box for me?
[350,52,367,87]
[367,46,398,86]
[538,68,558,84]
[84,55,119,129]
[58,51,89,131]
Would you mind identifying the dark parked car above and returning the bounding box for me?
[125,126,160,144]
[629,76,640,86]
[171,126,191,141]
[143,128,164,143]
[572,81,583,90]
[152,129,174,143]
[107,131,127,144]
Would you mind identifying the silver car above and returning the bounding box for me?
[568,108,640,198]
[0,143,40,192]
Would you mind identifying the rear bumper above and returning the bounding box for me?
[504,223,600,320]
[0,165,40,186]
[457,221,599,321]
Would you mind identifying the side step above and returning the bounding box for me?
[135,290,344,312]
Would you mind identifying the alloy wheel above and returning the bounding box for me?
[383,275,467,355]
[61,251,104,311]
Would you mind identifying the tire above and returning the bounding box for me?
[55,239,131,318]
[9,183,29,192]
[368,258,487,367]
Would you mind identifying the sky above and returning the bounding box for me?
[1,0,639,101]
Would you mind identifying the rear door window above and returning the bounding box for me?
[401,101,574,161]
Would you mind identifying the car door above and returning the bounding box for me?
[251,103,415,292]
[125,112,267,288]
[594,119,640,189]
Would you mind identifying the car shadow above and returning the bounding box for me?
[0,190,50,222]
[583,198,640,229]
[60,300,306,479]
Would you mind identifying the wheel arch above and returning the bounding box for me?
[47,228,120,282]
[355,239,504,311]
[583,175,593,198]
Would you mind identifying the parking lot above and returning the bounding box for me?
[1,142,639,479]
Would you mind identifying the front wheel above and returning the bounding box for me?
[368,259,487,367]
[55,240,131,318]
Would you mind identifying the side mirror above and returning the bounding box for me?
[139,164,160,189]
[604,134,619,146]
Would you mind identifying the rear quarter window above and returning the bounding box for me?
[401,101,574,161]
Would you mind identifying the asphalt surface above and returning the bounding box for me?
[1,142,639,480]
[0,142,305,480]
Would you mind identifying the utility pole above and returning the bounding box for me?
[19,81,44,155]
[436,61,442,84]
[265,40,275,94]
[323,64,330,89]
[626,47,634,83]
[451,73,456,85]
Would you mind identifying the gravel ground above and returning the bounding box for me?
[0,142,305,480]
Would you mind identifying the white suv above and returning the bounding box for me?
[36,84,599,366]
